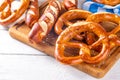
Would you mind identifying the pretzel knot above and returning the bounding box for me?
[0,0,30,26]
[86,12,120,49]
[55,21,110,64]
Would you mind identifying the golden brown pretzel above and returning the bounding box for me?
[108,25,120,48]
[28,0,62,43]
[86,12,120,24]
[86,12,120,48]
[25,0,39,28]
[54,9,92,35]
[0,0,30,26]
[55,21,110,64]
[0,0,13,19]
[93,0,120,6]
[0,0,13,11]
[63,0,78,10]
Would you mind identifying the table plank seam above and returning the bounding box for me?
[0,28,9,31]
[0,53,49,56]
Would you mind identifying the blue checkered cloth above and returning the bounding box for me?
[82,0,120,16]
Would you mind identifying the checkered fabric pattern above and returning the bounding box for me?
[82,0,120,16]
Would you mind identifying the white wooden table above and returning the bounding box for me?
[0,0,120,80]
[0,24,120,80]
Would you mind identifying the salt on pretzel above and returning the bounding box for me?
[55,21,110,64]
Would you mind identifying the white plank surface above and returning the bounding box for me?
[0,55,119,80]
[0,29,120,80]
[0,30,45,55]
[0,25,8,30]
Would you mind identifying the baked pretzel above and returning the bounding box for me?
[108,25,120,48]
[86,12,120,24]
[63,0,78,10]
[28,0,62,43]
[0,0,30,26]
[86,12,120,48]
[25,0,39,28]
[0,0,13,11]
[55,21,110,64]
[55,9,92,35]
[0,0,13,19]
[93,0,120,6]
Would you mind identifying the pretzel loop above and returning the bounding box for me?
[0,0,30,26]
[55,9,92,35]
[55,21,110,64]
[86,12,120,48]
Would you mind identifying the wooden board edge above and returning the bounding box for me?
[73,47,120,78]
[8,25,120,78]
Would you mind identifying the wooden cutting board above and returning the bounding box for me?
[9,22,120,78]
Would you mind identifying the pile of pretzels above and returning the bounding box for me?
[1,0,120,65]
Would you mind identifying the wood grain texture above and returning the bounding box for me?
[9,24,120,78]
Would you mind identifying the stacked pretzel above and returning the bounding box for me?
[0,0,78,42]
[28,0,78,43]
[0,0,30,25]
[55,9,120,64]
[0,0,120,65]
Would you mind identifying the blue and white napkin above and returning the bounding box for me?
[82,0,120,16]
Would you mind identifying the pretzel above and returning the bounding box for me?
[86,12,120,48]
[55,21,110,64]
[93,0,120,6]
[28,0,62,43]
[0,0,30,26]
[63,0,78,10]
[108,25,120,48]
[0,0,13,19]
[25,0,39,28]
[0,0,13,11]
[54,9,92,35]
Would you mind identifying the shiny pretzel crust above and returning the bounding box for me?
[55,21,110,64]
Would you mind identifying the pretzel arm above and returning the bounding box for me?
[25,0,39,28]
[28,0,62,43]
[0,0,30,26]
[63,0,78,10]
